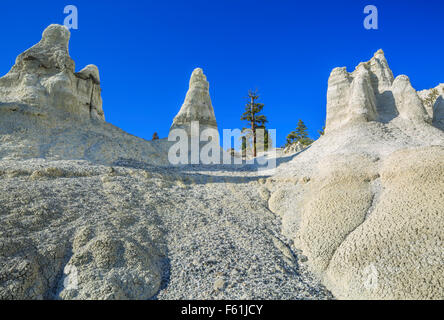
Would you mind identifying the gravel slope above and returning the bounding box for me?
[0,159,333,300]
[153,165,332,299]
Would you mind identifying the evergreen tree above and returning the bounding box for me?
[263,129,270,152]
[241,136,247,158]
[286,119,313,147]
[241,128,271,155]
[240,90,268,157]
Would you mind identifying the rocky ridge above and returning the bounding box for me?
[170,68,218,136]
[0,25,171,166]
[270,49,444,299]
[0,25,104,121]
[0,25,332,300]
[0,25,442,300]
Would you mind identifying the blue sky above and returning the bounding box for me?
[0,0,443,147]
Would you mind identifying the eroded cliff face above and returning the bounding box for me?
[170,68,218,136]
[0,24,442,300]
[0,25,172,166]
[325,49,441,133]
[269,50,444,300]
[0,25,335,301]
[0,25,104,121]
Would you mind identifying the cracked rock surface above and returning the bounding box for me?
[0,160,332,300]
[271,50,444,299]
[0,26,443,300]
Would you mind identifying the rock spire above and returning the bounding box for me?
[0,24,104,121]
[325,49,440,133]
[170,68,217,136]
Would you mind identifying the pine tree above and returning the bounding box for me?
[241,136,247,158]
[263,129,270,152]
[240,90,268,157]
[286,119,313,147]
[241,128,271,155]
[152,132,159,140]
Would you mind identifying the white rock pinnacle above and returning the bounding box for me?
[0,24,104,121]
[325,49,438,134]
[170,68,217,136]
[0,24,171,165]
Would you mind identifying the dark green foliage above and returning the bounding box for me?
[240,90,268,157]
[263,129,270,151]
[241,136,247,157]
[318,125,325,137]
[286,119,314,147]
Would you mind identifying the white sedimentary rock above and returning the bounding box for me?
[325,49,440,133]
[0,25,334,301]
[170,68,217,136]
[271,49,444,299]
[367,49,394,93]
[0,25,173,165]
[283,141,307,154]
[0,24,104,120]
[1,24,443,301]
[391,75,429,123]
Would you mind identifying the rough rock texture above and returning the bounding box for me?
[0,25,104,120]
[170,68,217,136]
[0,25,171,166]
[272,50,444,299]
[0,160,166,299]
[325,49,439,133]
[283,142,307,154]
[0,26,332,300]
[0,160,333,300]
[1,25,442,300]
[326,147,444,299]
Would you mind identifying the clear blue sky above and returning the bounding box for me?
[1,0,443,146]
